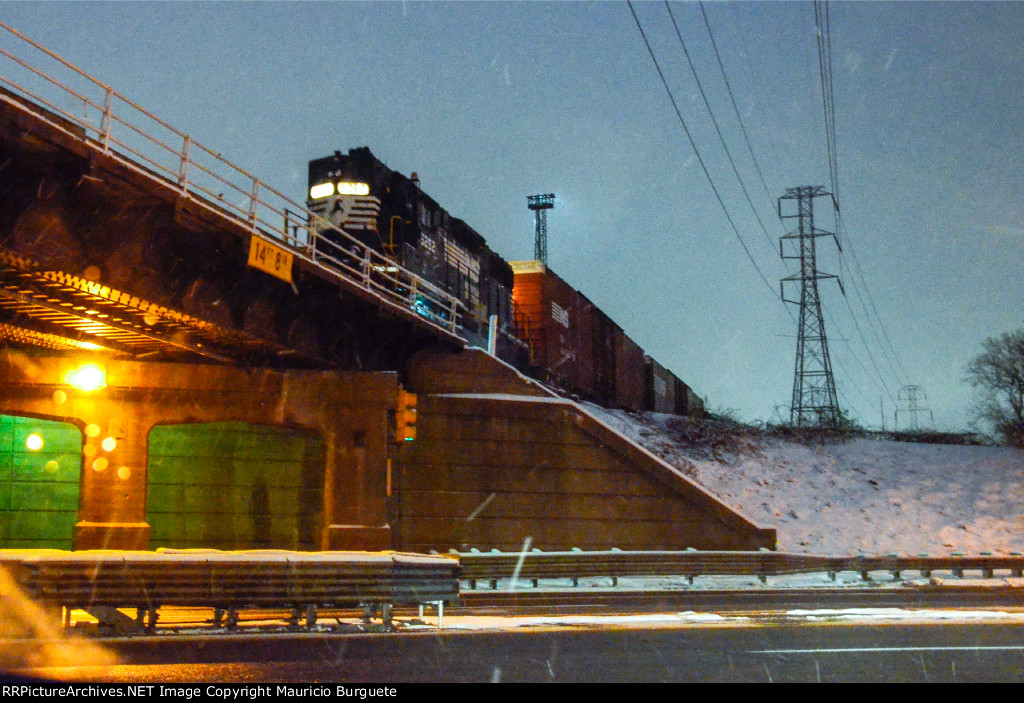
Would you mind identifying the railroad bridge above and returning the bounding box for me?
[0,24,775,554]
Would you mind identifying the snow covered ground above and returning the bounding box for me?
[587,406,1024,557]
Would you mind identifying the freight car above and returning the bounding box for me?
[510,260,704,417]
[306,147,704,417]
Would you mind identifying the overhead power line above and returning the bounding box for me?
[810,1,910,396]
[622,0,782,306]
[822,304,892,401]
[835,227,909,390]
[836,213,912,386]
[814,0,840,211]
[626,0,782,304]
[828,287,896,400]
[663,1,778,254]
[697,1,779,221]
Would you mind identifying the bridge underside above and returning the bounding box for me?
[0,91,459,371]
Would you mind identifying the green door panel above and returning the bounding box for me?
[0,415,81,549]
[147,422,324,551]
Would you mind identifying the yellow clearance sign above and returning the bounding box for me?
[247,235,294,283]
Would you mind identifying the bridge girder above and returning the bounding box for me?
[0,92,461,371]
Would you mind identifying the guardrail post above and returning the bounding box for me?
[145,607,158,634]
[981,552,994,579]
[362,249,372,287]
[952,552,964,578]
[888,553,901,580]
[919,554,931,578]
[178,135,191,195]
[853,553,870,581]
[100,86,113,150]
[86,606,146,636]
[448,297,458,330]
[248,178,260,231]
[307,226,318,259]
[1012,553,1023,578]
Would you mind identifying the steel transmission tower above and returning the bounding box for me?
[527,193,555,264]
[896,385,933,431]
[779,185,844,428]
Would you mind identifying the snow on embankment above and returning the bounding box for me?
[586,405,1024,556]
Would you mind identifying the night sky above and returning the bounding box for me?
[2,1,1021,431]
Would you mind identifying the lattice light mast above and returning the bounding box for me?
[779,185,844,428]
[527,193,555,264]
[896,384,933,431]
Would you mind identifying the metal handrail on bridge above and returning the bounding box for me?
[0,22,464,338]
[455,549,1024,588]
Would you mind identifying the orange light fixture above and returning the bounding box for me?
[64,363,106,391]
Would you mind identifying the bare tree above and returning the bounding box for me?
[965,328,1024,447]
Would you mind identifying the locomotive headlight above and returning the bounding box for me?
[336,181,370,196]
[309,182,335,199]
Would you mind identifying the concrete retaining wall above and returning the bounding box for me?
[396,349,776,552]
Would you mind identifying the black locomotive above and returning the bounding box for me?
[307,147,704,417]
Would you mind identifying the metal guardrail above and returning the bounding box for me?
[0,22,464,338]
[0,550,459,633]
[3,548,1022,635]
[456,549,1024,588]
[459,585,1024,614]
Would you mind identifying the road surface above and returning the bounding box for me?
[26,618,1024,683]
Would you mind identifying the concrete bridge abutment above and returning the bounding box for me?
[0,352,396,551]
[395,348,777,552]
